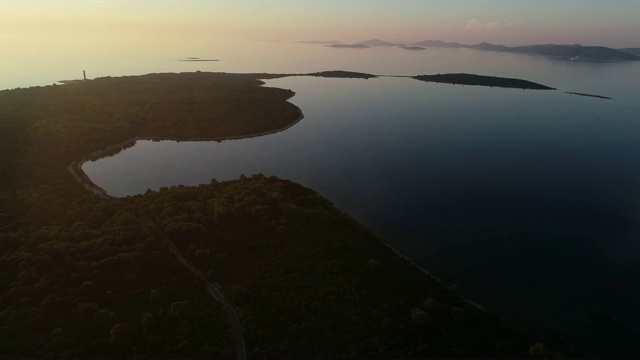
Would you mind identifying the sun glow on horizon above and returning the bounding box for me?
[2,0,639,90]
[2,0,640,48]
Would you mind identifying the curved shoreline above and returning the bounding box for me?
[65,80,304,358]
[68,105,304,199]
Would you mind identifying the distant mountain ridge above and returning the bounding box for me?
[326,44,370,49]
[619,48,640,56]
[325,39,640,61]
[413,40,464,48]
[356,39,401,47]
[474,43,640,61]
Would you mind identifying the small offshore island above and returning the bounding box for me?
[413,73,555,90]
[179,57,220,62]
[303,70,377,79]
[0,71,561,357]
[325,43,370,49]
[399,45,426,51]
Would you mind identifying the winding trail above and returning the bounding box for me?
[68,145,249,359]
[143,213,247,360]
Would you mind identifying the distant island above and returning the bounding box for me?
[399,45,426,51]
[467,42,640,62]
[319,38,640,61]
[413,73,555,90]
[179,57,220,62]
[356,39,399,47]
[303,70,377,79]
[325,43,370,49]
[619,48,640,56]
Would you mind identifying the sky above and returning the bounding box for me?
[2,0,640,48]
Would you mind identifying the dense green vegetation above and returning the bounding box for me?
[131,175,535,357]
[1,72,540,357]
[413,73,555,90]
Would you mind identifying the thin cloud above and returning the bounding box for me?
[464,18,499,32]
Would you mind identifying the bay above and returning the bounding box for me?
[82,47,640,337]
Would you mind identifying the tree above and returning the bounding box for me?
[528,342,548,359]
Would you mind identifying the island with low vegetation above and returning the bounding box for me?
[304,70,377,79]
[0,71,552,357]
[413,73,555,90]
[399,45,426,51]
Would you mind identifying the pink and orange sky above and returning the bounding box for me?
[2,0,639,48]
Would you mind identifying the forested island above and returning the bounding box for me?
[0,72,550,357]
[413,73,555,90]
[304,70,377,79]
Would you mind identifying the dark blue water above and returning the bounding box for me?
[84,69,640,337]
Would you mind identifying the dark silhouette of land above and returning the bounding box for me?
[399,45,426,51]
[320,38,640,61]
[356,39,400,47]
[304,70,377,79]
[566,91,612,100]
[412,40,464,48]
[422,41,640,61]
[413,73,555,90]
[619,48,640,56]
[325,43,370,49]
[477,43,640,61]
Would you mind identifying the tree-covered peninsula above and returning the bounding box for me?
[0,72,542,357]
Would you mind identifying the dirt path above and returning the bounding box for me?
[142,213,247,360]
[66,163,249,359]
[65,102,304,359]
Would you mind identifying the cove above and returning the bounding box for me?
[83,75,640,336]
